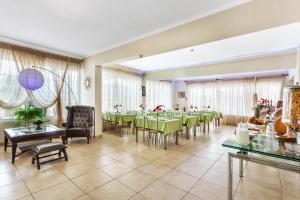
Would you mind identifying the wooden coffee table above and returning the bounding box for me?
[4,124,66,164]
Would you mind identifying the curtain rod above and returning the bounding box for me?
[186,74,288,84]
[0,42,82,64]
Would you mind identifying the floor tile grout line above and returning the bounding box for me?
[179,150,227,200]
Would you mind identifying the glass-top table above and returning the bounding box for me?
[222,135,300,200]
[222,135,300,162]
[4,124,65,164]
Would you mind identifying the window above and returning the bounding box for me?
[188,76,285,124]
[0,47,81,120]
[146,80,173,110]
[102,69,142,112]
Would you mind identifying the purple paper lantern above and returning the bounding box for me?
[18,68,44,90]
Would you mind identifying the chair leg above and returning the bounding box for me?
[62,148,68,161]
[58,150,62,157]
[32,157,35,164]
[36,154,40,170]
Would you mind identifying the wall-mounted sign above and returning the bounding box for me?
[178,91,185,98]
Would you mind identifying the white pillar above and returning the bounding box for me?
[95,66,102,136]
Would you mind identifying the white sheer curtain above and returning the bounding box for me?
[0,44,81,121]
[255,76,285,103]
[188,76,285,125]
[146,80,173,110]
[102,68,142,112]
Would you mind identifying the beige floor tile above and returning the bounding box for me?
[234,193,255,200]
[283,192,300,200]
[72,170,113,192]
[120,155,151,168]
[175,162,208,178]
[76,195,92,200]
[24,169,68,193]
[237,179,282,200]
[0,181,30,200]
[85,155,116,168]
[161,169,198,191]
[0,160,15,173]
[33,180,83,200]
[18,164,53,179]
[152,157,184,168]
[118,170,156,192]
[101,162,133,178]
[129,194,148,200]
[88,180,135,200]
[0,170,21,187]
[140,180,186,200]
[60,162,97,179]
[106,151,132,160]
[244,162,279,176]
[185,156,215,168]
[195,151,222,160]
[202,169,240,190]
[243,169,281,190]
[182,193,204,200]
[138,162,172,178]
[190,180,227,200]
[19,195,35,200]
[136,150,164,160]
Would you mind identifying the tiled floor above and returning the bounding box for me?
[0,125,299,200]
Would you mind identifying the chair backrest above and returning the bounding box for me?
[65,105,94,128]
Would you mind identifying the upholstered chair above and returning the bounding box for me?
[63,106,95,144]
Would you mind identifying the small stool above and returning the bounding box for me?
[32,142,68,169]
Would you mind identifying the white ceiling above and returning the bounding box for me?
[0,0,248,58]
[120,22,300,72]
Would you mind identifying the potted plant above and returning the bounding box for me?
[14,105,45,129]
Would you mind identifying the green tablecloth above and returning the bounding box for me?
[179,115,198,129]
[102,113,136,125]
[193,111,222,123]
[134,117,181,135]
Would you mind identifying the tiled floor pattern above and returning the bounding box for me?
[0,125,299,200]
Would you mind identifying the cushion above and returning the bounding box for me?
[32,142,64,153]
[72,109,90,127]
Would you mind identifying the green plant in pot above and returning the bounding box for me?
[14,105,45,130]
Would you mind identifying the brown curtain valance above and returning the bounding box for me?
[0,42,82,64]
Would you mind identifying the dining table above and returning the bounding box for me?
[178,115,198,139]
[134,116,181,149]
[222,135,300,200]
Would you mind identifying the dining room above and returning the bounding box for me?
[0,1,300,200]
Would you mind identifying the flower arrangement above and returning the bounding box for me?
[253,98,271,118]
[202,105,210,111]
[174,104,179,111]
[139,104,146,111]
[113,104,122,113]
[189,105,198,112]
[153,105,164,112]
